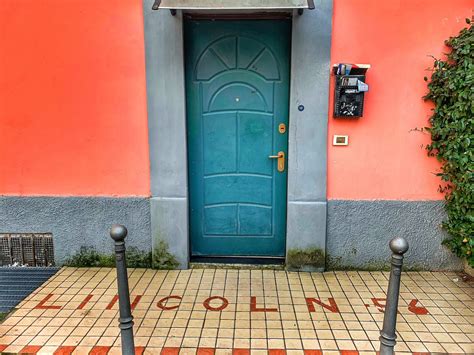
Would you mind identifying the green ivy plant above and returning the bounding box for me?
[65,246,153,268]
[424,19,473,266]
[152,240,179,270]
[65,246,115,267]
[65,244,179,269]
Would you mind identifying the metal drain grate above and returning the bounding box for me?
[0,267,60,313]
[0,234,55,267]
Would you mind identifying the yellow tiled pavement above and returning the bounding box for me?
[0,267,473,354]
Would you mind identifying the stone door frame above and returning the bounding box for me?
[142,0,333,269]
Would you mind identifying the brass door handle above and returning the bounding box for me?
[268,153,283,159]
[268,151,285,172]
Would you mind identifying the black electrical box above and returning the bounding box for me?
[333,65,369,118]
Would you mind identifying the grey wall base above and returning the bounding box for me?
[0,196,151,264]
[327,200,463,271]
[0,197,463,271]
[150,197,189,269]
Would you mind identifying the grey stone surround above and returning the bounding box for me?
[0,197,151,264]
[327,200,463,270]
[142,0,333,269]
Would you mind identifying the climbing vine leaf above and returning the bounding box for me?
[424,19,473,266]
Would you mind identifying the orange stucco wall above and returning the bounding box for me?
[0,0,150,197]
[1,0,472,199]
[328,0,473,200]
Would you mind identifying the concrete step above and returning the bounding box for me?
[189,262,285,270]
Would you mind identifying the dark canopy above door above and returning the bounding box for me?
[152,0,315,11]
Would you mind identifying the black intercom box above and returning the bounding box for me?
[333,66,369,118]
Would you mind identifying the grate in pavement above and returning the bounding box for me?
[0,267,59,313]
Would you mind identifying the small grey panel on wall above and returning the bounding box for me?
[150,197,189,269]
[143,2,188,198]
[287,0,332,202]
[0,197,151,264]
[327,200,463,271]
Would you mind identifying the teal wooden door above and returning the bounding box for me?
[185,20,290,257]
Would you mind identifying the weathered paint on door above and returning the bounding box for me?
[185,20,291,257]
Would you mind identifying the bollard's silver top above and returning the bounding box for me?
[389,237,409,255]
[110,224,128,241]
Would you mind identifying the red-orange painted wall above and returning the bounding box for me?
[0,0,150,197]
[328,0,473,200]
[1,0,472,199]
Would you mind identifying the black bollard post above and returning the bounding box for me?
[379,237,409,355]
[110,224,135,355]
